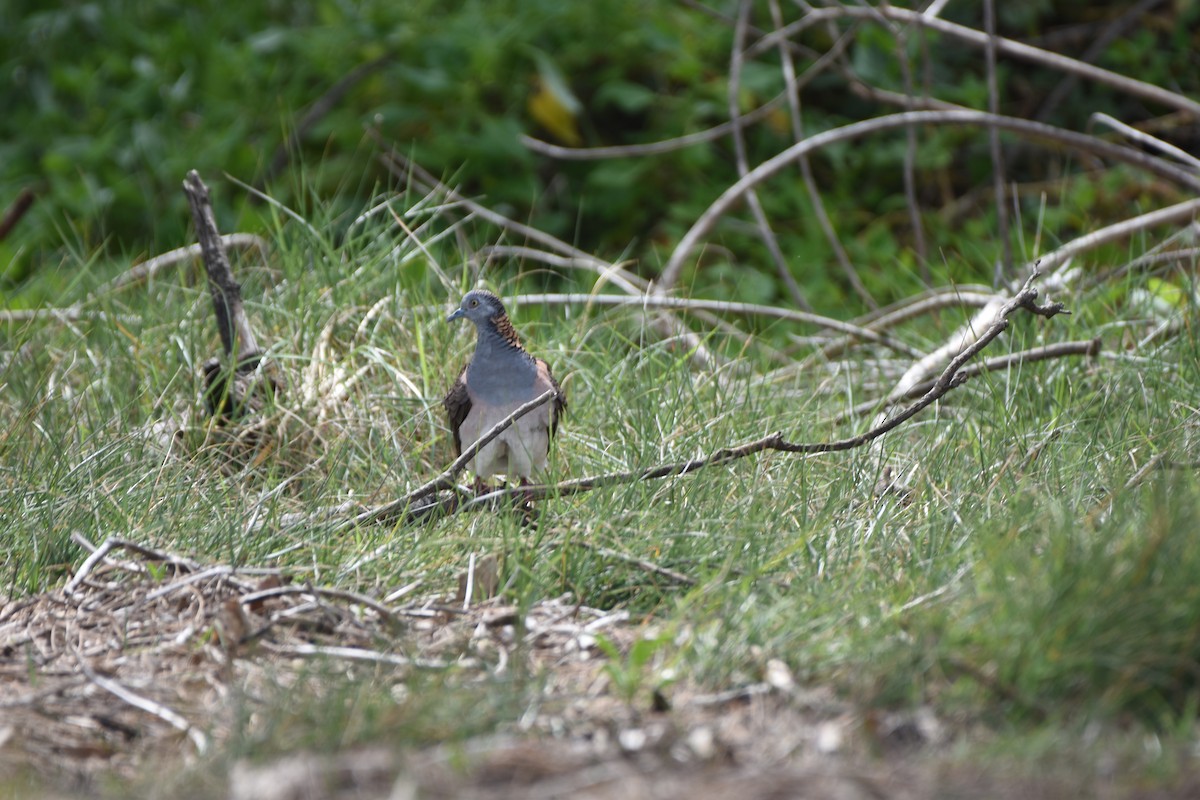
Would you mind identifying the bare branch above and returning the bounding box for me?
[0,187,35,242]
[510,292,924,358]
[100,234,268,296]
[1037,197,1200,288]
[767,0,872,308]
[983,0,1013,282]
[658,110,1200,291]
[747,6,1200,119]
[259,642,451,670]
[518,91,789,160]
[1036,0,1168,123]
[183,171,261,361]
[1089,112,1200,172]
[345,389,560,528]
[570,541,696,586]
[73,646,209,754]
[728,0,811,311]
[838,338,1101,421]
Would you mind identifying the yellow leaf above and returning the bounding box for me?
[528,77,583,146]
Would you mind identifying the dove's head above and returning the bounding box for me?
[447,289,506,328]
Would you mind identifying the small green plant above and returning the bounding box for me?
[594,630,677,706]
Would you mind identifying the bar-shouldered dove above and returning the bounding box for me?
[443,290,565,487]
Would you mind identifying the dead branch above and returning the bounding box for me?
[1035,197,1200,289]
[237,584,396,623]
[814,288,999,364]
[258,642,452,670]
[98,234,268,297]
[729,0,811,311]
[68,532,258,593]
[1036,1,1168,123]
[183,170,280,420]
[0,234,266,327]
[747,6,1200,119]
[376,143,724,368]
[767,0,868,302]
[519,91,789,160]
[510,292,924,359]
[343,389,560,528]
[659,110,1200,291]
[983,0,1013,281]
[1089,112,1200,173]
[570,541,696,587]
[837,338,1101,422]
[344,272,1065,528]
[183,171,261,361]
[0,187,35,242]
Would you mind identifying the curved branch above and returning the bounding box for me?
[746,6,1200,119]
[658,110,1200,291]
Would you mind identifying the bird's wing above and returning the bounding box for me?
[442,363,471,456]
[535,358,567,437]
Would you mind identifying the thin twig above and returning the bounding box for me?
[838,338,1101,422]
[1036,0,1167,123]
[344,390,559,528]
[1037,197,1200,290]
[518,92,789,160]
[728,0,811,311]
[73,645,209,753]
[474,247,648,291]
[571,541,696,586]
[259,642,452,670]
[894,20,930,275]
[67,533,258,593]
[0,187,35,242]
[983,0,1012,283]
[99,234,268,296]
[1088,112,1200,172]
[63,536,119,596]
[767,0,871,307]
[814,289,999,363]
[511,292,923,358]
[0,307,139,324]
[237,584,396,622]
[374,141,644,294]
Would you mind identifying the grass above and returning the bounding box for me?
[3,185,1200,796]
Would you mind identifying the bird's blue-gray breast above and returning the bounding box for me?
[465,322,538,404]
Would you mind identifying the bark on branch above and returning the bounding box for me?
[183,170,277,419]
[183,171,260,362]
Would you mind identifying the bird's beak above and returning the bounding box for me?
[447,307,465,323]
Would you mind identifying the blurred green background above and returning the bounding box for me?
[2,0,1198,308]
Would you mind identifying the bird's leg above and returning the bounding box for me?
[472,477,493,496]
[516,477,541,526]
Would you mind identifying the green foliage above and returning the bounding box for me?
[6,3,1199,312]
[595,630,676,706]
[954,479,1200,724]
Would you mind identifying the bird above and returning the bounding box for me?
[443,289,565,492]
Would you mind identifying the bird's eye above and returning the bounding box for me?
[468,299,479,308]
